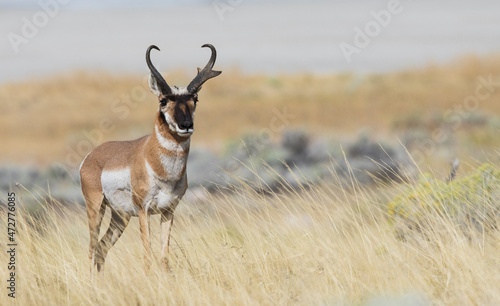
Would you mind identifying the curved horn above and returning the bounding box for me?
[187,44,222,93]
[146,45,172,96]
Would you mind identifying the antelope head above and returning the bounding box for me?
[146,44,222,138]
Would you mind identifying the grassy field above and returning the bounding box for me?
[1,55,500,167]
[2,55,500,305]
[2,165,500,305]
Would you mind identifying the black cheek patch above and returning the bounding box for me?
[159,109,167,124]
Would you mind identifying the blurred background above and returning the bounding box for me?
[4,3,500,303]
[1,0,500,205]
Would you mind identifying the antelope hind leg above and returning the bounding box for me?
[95,209,131,274]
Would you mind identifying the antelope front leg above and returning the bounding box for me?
[160,210,174,271]
[138,209,152,273]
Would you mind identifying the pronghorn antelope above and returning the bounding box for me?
[79,44,221,275]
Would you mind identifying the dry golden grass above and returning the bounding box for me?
[2,55,500,165]
[3,56,500,304]
[2,168,500,305]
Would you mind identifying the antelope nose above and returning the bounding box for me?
[179,121,193,130]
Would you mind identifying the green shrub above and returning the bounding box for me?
[388,163,500,235]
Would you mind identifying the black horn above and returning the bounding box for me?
[187,44,222,93]
[146,45,172,96]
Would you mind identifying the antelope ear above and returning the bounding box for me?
[148,73,163,97]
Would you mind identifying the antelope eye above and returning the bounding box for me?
[160,98,167,106]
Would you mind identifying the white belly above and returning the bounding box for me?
[101,168,138,215]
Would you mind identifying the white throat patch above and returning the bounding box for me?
[155,125,190,152]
